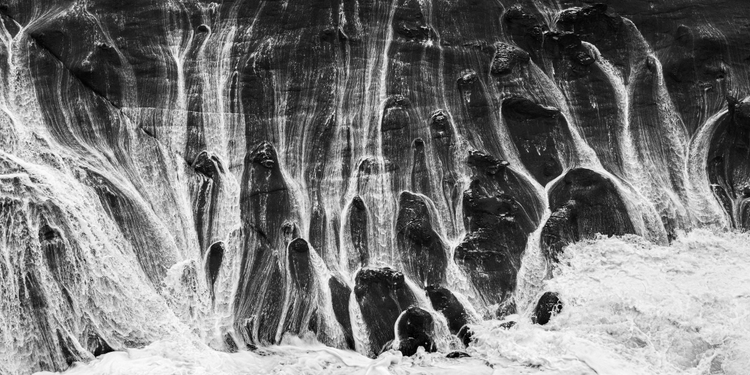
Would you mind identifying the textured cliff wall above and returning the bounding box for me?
[0,0,748,373]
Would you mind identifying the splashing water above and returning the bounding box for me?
[36,229,750,375]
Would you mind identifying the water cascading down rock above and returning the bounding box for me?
[0,0,749,373]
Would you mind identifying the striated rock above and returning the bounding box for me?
[425,286,469,335]
[411,139,430,194]
[354,267,417,354]
[284,238,317,337]
[329,275,354,349]
[396,192,448,286]
[56,330,85,366]
[542,168,636,262]
[455,151,543,307]
[346,196,369,273]
[235,141,295,345]
[708,97,750,229]
[223,334,238,353]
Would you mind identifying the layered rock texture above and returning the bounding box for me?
[0,0,748,372]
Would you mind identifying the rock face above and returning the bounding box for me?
[0,0,748,372]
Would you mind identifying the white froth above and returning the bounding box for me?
[37,229,750,375]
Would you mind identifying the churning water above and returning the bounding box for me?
[39,229,750,375]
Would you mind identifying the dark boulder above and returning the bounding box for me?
[542,168,635,262]
[532,292,563,325]
[396,307,436,356]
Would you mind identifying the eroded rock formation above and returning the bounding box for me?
[0,0,748,372]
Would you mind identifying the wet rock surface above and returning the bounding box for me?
[425,286,469,335]
[501,97,571,185]
[0,0,748,372]
[354,267,417,354]
[455,151,542,306]
[532,292,563,325]
[708,97,750,229]
[542,168,636,261]
[396,192,448,286]
[396,307,437,356]
[328,275,355,349]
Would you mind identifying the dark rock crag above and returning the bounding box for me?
[396,307,437,356]
[455,151,543,308]
[354,267,417,354]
